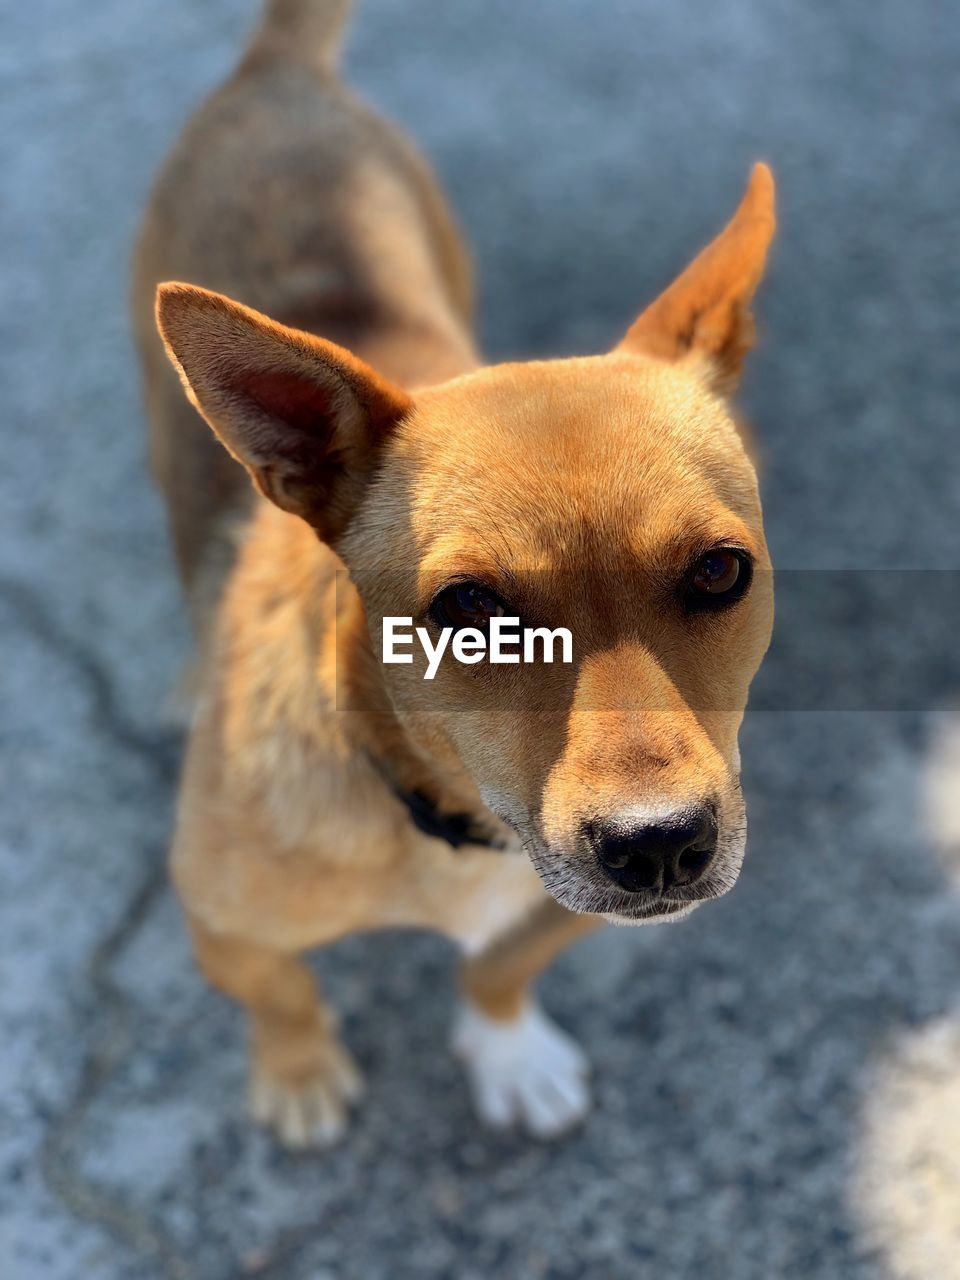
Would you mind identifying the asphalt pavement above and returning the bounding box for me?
[3,1,960,1276]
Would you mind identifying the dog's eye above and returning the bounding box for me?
[431,582,507,631]
[686,548,752,609]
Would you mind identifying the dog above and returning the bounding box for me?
[132,0,775,1147]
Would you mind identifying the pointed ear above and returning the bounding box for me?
[617,163,776,394]
[155,284,413,541]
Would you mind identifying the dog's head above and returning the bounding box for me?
[157,165,775,923]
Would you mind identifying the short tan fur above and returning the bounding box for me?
[133,0,775,1145]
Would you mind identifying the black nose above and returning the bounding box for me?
[589,806,719,894]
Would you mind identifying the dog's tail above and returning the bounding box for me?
[244,0,353,73]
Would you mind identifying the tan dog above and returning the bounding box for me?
[133,0,775,1146]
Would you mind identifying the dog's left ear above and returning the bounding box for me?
[617,163,776,395]
[156,283,413,542]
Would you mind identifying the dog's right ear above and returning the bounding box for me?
[617,164,776,395]
[156,284,413,541]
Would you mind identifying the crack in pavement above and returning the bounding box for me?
[6,574,378,1280]
[38,858,192,1280]
[0,574,181,772]
[3,575,192,1278]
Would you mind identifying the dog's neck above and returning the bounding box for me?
[324,313,497,835]
[216,317,499,848]
[352,319,480,390]
[332,582,507,848]
[216,500,505,849]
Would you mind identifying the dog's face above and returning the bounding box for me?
[348,353,772,920]
[158,165,775,923]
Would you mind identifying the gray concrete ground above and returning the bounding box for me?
[3,1,960,1276]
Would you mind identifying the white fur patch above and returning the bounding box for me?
[445,852,547,957]
[451,1000,590,1138]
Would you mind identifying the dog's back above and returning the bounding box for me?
[132,0,477,626]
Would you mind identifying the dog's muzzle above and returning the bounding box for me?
[586,804,718,895]
[528,795,744,922]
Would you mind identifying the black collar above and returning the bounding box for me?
[393,785,507,850]
[364,749,506,850]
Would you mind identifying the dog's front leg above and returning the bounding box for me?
[453,899,600,1138]
[189,917,362,1149]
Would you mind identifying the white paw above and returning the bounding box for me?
[249,1044,364,1150]
[451,1001,591,1138]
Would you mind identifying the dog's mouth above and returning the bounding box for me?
[600,896,706,926]
[541,875,731,924]
[483,788,746,924]
[520,818,746,925]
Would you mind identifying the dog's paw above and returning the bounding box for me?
[451,1000,590,1138]
[249,1041,364,1150]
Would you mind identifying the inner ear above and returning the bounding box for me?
[241,369,338,435]
[155,282,413,541]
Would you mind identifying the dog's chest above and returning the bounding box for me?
[452,854,548,955]
[391,841,548,955]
